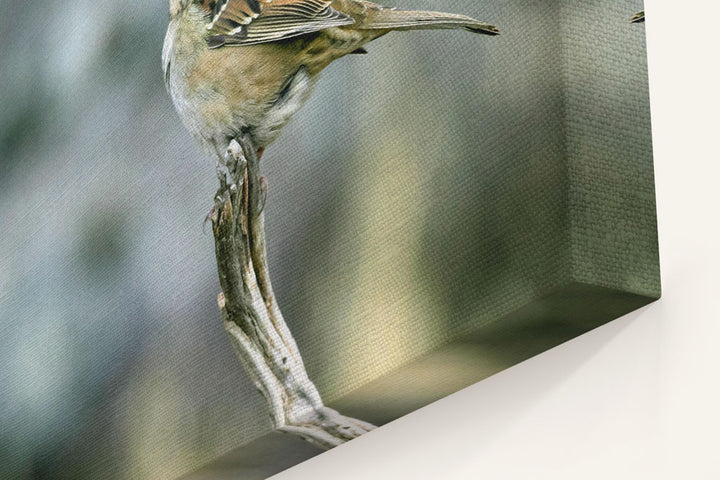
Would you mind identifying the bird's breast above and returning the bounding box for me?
[168,29,317,149]
[164,11,370,151]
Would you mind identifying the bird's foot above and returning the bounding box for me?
[226,139,247,184]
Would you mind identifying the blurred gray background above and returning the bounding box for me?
[1,1,650,479]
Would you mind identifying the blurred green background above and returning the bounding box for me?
[0,1,651,479]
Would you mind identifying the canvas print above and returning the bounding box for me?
[0,1,658,479]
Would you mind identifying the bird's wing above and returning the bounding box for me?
[201,0,355,47]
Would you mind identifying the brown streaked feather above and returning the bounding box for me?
[201,0,355,47]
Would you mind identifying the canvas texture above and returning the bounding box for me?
[0,1,655,479]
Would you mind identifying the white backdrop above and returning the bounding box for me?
[274,1,720,478]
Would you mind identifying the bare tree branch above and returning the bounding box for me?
[211,135,375,450]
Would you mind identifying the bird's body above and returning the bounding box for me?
[163,0,498,157]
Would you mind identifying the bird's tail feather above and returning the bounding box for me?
[358,8,499,35]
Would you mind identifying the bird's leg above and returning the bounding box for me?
[207,150,228,233]
[225,139,249,235]
[213,139,229,185]
[224,140,249,215]
[241,167,250,236]
[226,139,246,183]
[259,176,268,214]
[254,147,268,213]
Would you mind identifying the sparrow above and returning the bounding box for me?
[162,0,499,160]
